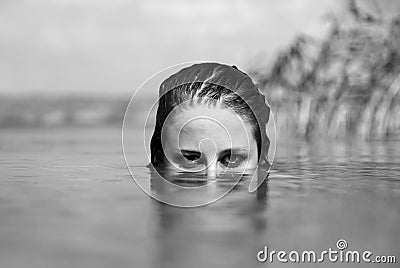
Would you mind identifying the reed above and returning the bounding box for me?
[252,0,400,140]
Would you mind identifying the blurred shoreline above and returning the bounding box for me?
[0,96,131,129]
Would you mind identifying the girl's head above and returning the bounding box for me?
[150,63,270,177]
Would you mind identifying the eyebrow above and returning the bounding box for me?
[178,148,248,155]
[220,148,249,156]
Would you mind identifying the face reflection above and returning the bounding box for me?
[161,102,258,178]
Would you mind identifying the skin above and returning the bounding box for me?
[160,101,258,179]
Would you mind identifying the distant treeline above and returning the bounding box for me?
[0,96,131,128]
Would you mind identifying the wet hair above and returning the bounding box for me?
[150,63,270,168]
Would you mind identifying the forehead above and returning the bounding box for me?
[162,102,254,149]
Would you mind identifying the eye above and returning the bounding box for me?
[219,152,246,168]
[182,151,201,162]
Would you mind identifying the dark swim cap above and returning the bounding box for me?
[159,63,262,101]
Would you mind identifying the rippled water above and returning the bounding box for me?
[0,127,399,267]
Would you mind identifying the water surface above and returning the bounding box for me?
[0,127,399,267]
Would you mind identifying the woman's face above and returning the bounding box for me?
[160,102,258,178]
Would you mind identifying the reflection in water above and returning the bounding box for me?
[150,169,268,268]
[148,166,265,207]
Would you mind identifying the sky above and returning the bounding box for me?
[0,0,346,97]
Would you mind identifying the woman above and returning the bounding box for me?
[150,62,270,179]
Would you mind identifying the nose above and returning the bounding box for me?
[205,159,218,179]
[198,138,219,179]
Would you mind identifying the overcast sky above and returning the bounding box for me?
[0,0,346,97]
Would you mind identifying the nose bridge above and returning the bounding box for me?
[199,138,219,178]
[206,157,218,178]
